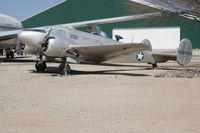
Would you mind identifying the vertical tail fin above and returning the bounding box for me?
[141,39,152,51]
[176,38,192,66]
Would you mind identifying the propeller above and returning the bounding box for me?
[41,27,54,52]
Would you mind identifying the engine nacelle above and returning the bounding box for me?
[42,34,67,58]
[18,30,46,49]
[24,46,39,55]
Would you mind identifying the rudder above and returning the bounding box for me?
[176,38,192,66]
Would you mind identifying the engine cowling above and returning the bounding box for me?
[42,30,68,57]
[24,46,39,55]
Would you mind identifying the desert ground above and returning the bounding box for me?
[0,56,200,133]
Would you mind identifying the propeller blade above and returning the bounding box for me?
[42,27,53,45]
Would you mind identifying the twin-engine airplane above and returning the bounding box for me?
[13,12,162,75]
[0,11,192,75]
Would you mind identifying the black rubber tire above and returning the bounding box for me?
[35,61,47,72]
[59,64,71,75]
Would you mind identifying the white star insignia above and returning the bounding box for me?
[136,52,144,61]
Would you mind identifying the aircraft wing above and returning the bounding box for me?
[20,12,162,34]
[2,12,160,42]
[57,12,161,28]
[0,30,21,41]
[69,42,150,62]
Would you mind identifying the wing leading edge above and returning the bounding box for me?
[58,12,161,28]
[1,12,161,41]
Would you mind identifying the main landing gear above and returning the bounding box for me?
[58,57,71,75]
[35,55,47,72]
[35,60,47,72]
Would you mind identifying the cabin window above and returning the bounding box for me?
[70,34,78,40]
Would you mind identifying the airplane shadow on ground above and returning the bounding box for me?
[28,62,183,77]
[81,62,149,68]
[1,56,34,63]
[81,63,181,71]
[29,66,151,77]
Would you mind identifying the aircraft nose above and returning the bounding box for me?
[18,30,46,48]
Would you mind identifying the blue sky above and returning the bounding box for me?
[0,0,64,21]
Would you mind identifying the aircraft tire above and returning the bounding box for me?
[59,63,71,75]
[35,61,47,72]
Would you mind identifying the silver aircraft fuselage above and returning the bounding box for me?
[19,27,122,61]
[0,13,23,49]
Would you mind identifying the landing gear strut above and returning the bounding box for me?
[35,55,47,72]
[58,57,71,75]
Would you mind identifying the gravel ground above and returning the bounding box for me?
[155,68,200,78]
[0,57,200,133]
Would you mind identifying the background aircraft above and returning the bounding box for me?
[0,13,23,58]
[129,0,200,21]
